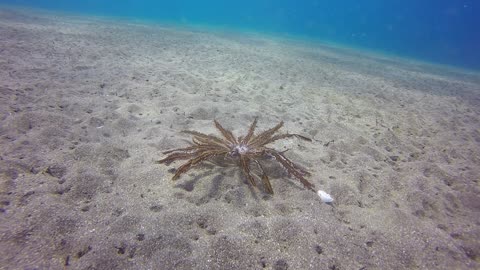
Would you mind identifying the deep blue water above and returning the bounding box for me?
[1,0,479,70]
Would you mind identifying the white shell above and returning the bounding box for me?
[317,190,334,203]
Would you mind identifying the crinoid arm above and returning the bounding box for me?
[214,120,238,145]
[248,121,284,147]
[156,146,199,165]
[171,150,226,180]
[156,152,196,165]
[240,117,258,144]
[239,155,257,187]
[253,159,274,194]
[181,130,230,148]
[265,148,315,191]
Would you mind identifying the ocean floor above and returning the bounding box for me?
[1,7,479,270]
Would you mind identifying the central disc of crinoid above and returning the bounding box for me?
[234,144,249,155]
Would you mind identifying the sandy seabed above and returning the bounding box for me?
[0,7,479,270]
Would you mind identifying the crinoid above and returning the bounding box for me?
[156,118,315,194]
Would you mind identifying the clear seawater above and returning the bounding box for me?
[1,0,479,70]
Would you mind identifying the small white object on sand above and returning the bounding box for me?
[317,190,334,203]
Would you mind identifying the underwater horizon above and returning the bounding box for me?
[1,0,479,70]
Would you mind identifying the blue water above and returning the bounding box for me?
[2,0,479,70]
